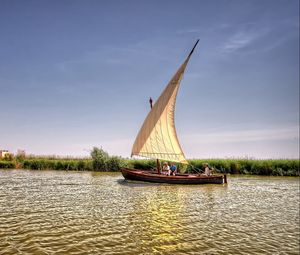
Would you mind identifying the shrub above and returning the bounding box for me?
[0,161,15,168]
[91,147,109,171]
[272,167,283,176]
[106,156,122,172]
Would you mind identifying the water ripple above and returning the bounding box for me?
[0,170,299,254]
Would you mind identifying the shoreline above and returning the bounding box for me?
[0,158,299,176]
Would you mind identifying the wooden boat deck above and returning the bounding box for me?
[121,168,226,184]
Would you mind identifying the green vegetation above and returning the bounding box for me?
[0,160,16,169]
[90,147,127,171]
[0,147,299,176]
[22,159,93,171]
[187,159,299,176]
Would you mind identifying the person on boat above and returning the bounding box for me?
[162,162,170,175]
[204,163,212,176]
[169,163,177,176]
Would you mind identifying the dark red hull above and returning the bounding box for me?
[121,168,226,184]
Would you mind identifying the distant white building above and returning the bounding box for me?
[0,150,11,159]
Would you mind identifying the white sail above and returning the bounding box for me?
[131,41,199,164]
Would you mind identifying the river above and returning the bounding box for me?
[0,169,299,254]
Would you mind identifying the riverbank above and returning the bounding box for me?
[0,157,299,176]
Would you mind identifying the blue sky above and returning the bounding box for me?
[0,0,299,159]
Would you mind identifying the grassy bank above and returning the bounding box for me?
[187,159,299,176]
[0,147,299,176]
[0,157,299,176]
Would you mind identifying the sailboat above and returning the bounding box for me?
[121,40,227,184]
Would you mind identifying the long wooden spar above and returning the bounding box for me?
[149,97,161,174]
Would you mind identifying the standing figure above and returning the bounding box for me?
[149,97,153,109]
[204,163,212,176]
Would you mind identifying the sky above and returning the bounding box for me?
[0,0,299,159]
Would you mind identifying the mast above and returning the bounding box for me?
[149,97,161,174]
[188,39,199,58]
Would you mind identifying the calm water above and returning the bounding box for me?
[0,170,299,255]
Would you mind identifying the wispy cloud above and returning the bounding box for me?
[222,32,256,52]
[182,125,299,144]
[220,17,298,54]
[55,42,158,73]
[220,28,267,53]
[176,28,202,34]
[181,125,299,159]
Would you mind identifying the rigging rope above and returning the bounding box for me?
[188,164,203,174]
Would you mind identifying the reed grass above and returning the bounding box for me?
[0,148,299,176]
[22,159,93,171]
[0,161,16,169]
[186,159,299,176]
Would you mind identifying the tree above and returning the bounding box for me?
[90,147,109,171]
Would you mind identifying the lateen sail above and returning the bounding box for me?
[131,40,199,164]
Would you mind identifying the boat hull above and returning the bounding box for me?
[121,168,225,184]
